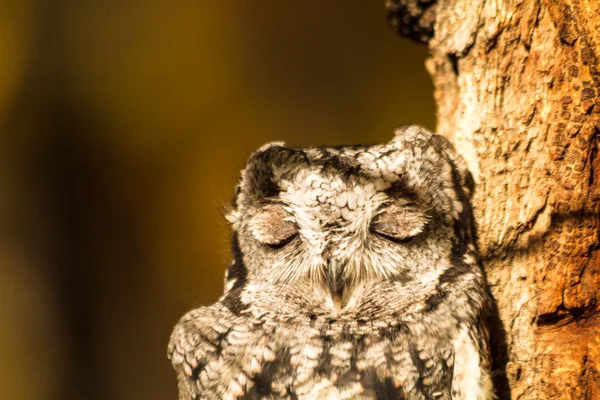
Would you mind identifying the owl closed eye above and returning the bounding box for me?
[249,203,298,248]
[370,198,431,243]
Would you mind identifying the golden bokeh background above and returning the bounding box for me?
[0,1,434,399]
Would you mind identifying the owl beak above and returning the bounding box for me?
[326,259,345,311]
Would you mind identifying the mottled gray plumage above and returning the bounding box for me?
[168,126,495,400]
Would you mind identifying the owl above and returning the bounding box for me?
[168,126,495,400]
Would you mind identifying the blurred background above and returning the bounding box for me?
[0,1,434,399]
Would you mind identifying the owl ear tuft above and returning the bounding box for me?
[391,125,434,147]
[427,134,475,200]
[237,142,307,207]
[391,127,474,200]
[254,141,286,153]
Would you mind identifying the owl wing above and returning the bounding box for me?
[451,322,495,400]
[168,304,241,399]
[169,303,301,400]
[410,271,494,400]
[372,258,494,399]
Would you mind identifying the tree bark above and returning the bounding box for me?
[388,1,599,399]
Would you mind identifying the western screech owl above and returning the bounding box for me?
[168,126,495,400]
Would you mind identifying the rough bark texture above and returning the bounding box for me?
[387,0,600,399]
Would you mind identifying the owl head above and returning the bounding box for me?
[224,126,475,313]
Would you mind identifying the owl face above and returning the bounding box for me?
[228,127,472,311]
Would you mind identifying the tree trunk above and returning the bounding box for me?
[388,1,599,399]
